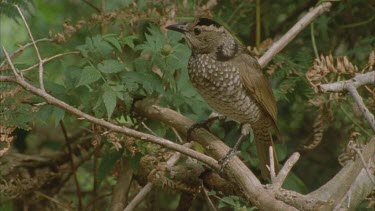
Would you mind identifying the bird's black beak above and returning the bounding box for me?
[166,23,187,33]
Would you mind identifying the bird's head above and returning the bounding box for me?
[167,18,239,59]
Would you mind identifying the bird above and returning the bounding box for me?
[166,18,280,179]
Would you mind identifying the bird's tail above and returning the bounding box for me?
[253,121,279,180]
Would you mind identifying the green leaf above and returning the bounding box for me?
[52,107,65,127]
[36,105,54,124]
[76,66,102,87]
[275,143,287,161]
[97,149,123,187]
[92,35,114,56]
[64,66,82,88]
[123,35,138,49]
[122,71,163,94]
[136,25,166,54]
[167,30,183,44]
[76,37,93,58]
[102,88,117,119]
[103,35,122,52]
[98,60,126,73]
[123,92,133,113]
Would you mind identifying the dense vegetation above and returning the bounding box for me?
[1,0,374,210]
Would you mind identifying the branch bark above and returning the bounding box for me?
[134,102,297,210]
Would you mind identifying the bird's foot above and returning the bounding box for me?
[186,114,225,142]
[218,149,241,172]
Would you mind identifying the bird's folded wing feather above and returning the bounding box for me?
[236,53,280,136]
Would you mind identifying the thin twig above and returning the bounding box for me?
[339,105,372,137]
[310,22,319,59]
[0,38,50,70]
[2,47,21,78]
[123,183,153,211]
[123,142,194,211]
[346,83,375,132]
[141,122,157,136]
[21,51,80,72]
[167,142,194,167]
[258,2,332,67]
[269,146,276,182]
[59,120,83,210]
[16,5,46,91]
[273,152,300,189]
[15,6,42,62]
[85,192,113,211]
[34,191,73,210]
[82,0,101,12]
[172,127,184,143]
[202,185,218,211]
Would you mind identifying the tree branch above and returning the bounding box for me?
[273,152,300,189]
[319,71,375,92]
[0,38,50,71]
[110,158,133,211]
[59,120,82,210]
[0,75,219,171]
[258,2,332,68]
[308,136,375,210]
[319,70,375,132]
[134,101,297,210]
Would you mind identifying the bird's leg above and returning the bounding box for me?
[186,113,225,142]
[218,124,251,171]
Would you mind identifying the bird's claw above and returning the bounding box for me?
[218,149,240,172]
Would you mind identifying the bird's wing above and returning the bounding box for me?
[236,52,280,135]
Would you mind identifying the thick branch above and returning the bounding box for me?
[258,2,332,68]
[134,102,297,210]
[110,159,133,211]
[308,136,375,210]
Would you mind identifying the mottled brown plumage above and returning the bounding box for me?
[167,18,279,179]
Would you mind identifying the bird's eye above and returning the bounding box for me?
[194,28,201,35]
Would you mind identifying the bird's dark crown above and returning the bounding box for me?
[195,18,221,28]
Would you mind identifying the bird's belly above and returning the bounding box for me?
[191,76,262,124]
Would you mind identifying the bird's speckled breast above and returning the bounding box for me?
[188,54,262,124]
